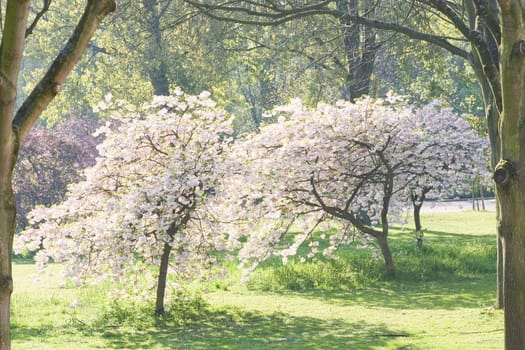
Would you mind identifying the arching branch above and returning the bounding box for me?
[185,0,470,60]
[13,0,117,143]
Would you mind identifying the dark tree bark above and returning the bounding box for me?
[143,0,171,96]
[337,0,379,101]
[413,204,422,232]
[494,3,525,347]
[154,212,192,316]
[376,234,394,277]
[155,242,172,316]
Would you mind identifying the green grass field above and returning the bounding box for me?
[11,210,503,349]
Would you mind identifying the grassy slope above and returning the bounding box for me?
[11,211,503,349]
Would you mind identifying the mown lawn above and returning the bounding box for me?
[11,210,503,349]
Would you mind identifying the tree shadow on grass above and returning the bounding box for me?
[12,324,57,339]
[389,227,493,241]
[421,229,494,241]
[288,274,496,311]
[88,307,407,350]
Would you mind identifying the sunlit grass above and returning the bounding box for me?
[11,210,503,349]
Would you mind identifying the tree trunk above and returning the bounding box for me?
[376,233,395,278]
[464,0,503,309]
[413,202,424,249]
[0,1,116,347]
[495,5,525,347]
[337,0,378,101]
[496,165,525,349]
[410,187,429,249]
[0,185,16,350]
[498,201,525,348]
[496,231,504,309]
[494,181,503,310]
[0,3,29,347]
[479,185,486,210]
[413,203,422,232]
[483,94,504,311]
[155,241,172,316]
[487,102,504,310]
[143,0,171,96]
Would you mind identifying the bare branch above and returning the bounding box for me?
[26,0,52,37]
[341,12,470,60]
[308,175,381,238]
[186,0,332,21]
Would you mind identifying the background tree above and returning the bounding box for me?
[403,101,490,242]
[21,0,204,124]
[13,117,99,229]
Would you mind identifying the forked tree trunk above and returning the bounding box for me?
[495,4,525,347]
[410,187,430,235]
[413,203,423,232]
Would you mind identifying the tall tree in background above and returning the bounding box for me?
[21,1,244,124]
[336,0,378,101]
[0,1,115,348]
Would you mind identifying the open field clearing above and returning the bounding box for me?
[11,211,502,349]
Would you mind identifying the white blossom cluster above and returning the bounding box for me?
[215,97,490,275]
[17,91,234,296]
[17,92,489,295]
